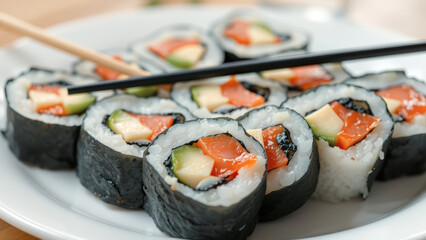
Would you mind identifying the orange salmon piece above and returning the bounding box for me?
[221,76,265,108]
[130,114,174,141]
[262,125,289,171]
[224,19,251,45]
[148,38,200,59]
[290,65,333,91]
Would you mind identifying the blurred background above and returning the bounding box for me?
[0,0,425,47]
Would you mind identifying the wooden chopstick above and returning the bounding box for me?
[68,41,426,94]
[0,11,150,77]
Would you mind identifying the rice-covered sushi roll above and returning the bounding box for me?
[73,49,167,98]
[77,94,194,208]
[210,11,309,61]
[143,118,267,239]
[4,68,96,169]
[170,73,287,119]
[238,106,319,221]
[345,71,426,180]
[282,84,394,202]
[129,25,224,72]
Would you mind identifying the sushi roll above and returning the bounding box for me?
[282,84,394,202]
[4,68,96,169]
[170,73,287,119]
[129,25,224,72]
[238,106,319,221]
[143,118,267,239]
[210,11,309,61]
[260,51,351,96]
[72,49,167,98]
[76,94,194,208]
[345,71,426,180]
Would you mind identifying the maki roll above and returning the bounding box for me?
[73,49,167,98]
[170,73,287,119]
[238,106,319,221]
[282,84,394,202]
[77,94,194,208]
[210,11,309,61]
[345,71,426,180]
[143,118,267,239]
[4,68,96,169]
[130,25,224,72]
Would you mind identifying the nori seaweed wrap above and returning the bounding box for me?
[143,118,267,239]
[76,94,194,208]
[238,106,319,221]
[3,68,96,169]
[345,71,426,180]
[282,84,394,202]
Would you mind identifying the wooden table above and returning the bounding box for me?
[0,0,424,239]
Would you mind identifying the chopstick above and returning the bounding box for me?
[0,11,150,77]
[68,41,426,94]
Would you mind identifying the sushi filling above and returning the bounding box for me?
[28,82,95,116]
[262,65,333,91]
[164,133,257,191]
[224,18,287,45]
[305,98,381,150]
[190,76,268,113]
[104,109,185,146]
[376,85,426,123]
[148,38,206,69]
[94,54,158,97]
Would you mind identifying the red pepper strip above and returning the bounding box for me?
[148,38,200,59]
[290,65,333,91]
[94,55,123,80]
[262,125,288,171]
[197,134,257,179]
[376,85,426,122]
[330,101,381,150]
[224,19,251,45]
[130,114,174,141]
[221,76,265,108]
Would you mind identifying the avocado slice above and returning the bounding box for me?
[171,145,215,189]
[248,23,279,45]
[382,97,401,114]
[63,93,95,115]
[106,110,153,142]
[124,86,158,97]
[166,44,205,69]
[305,104,344,146]
[261,68,295,84]
[191,85,229,112]
[247,129,264,147]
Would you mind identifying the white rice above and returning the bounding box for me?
[345,71,426,138]
[145,118,266,207]
[211,10,309,59]
[83,94,194,157]
[171,73,287,119]
[282,84,394,202]
[130,25,224,72]
[5,68,98,126]
[238,106,314,194]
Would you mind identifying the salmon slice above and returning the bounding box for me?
[224,19,251,45]
[330,101,381,150]
[95,55,123,80]
[376,85,426,122]
[130,114,174,141]
[221,76,265,108]
[148,38,200,59]
[197,134,257,179]
[262,125,289,171]
[290,65,333,91]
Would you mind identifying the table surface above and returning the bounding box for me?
[0,0,425,239]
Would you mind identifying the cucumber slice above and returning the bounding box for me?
[124,86,158,97]
[166,44,205,69]
[106,110,153,142]
[63,93,95,115]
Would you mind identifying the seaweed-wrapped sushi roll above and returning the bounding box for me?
[239,106,319,221]
[130,25,224,72]
[77,94,194,208]
[73,49,166,97]
[210,11,309,61]
[345,71,426,180]
[4,68,96,169]
[282,84,394,202]
[143,118,267,239]
[170,73,287,119]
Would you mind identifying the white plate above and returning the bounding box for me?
[0,5,425,240]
